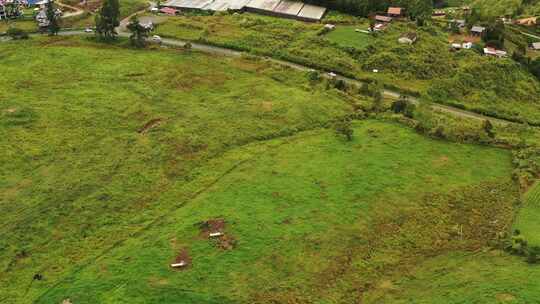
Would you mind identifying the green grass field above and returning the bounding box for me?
[514,182,540,247]
[0,36,537,304]
[324,25,373,49]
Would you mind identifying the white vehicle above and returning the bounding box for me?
[150,7,159,13]
[84,28,93,33]
[327,72,337,78]
[152,35,162,43]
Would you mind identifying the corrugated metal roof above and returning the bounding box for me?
[297,3,325,20]
[471,25,486,32]
[388,7,401,15]
[273,0,304,16]
[245,0,280,11]
[204,0,230,11]
[163,0,213,9]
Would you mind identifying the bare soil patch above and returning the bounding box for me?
[171,247,191,271]
[198,218,237,250]
[496,293,516,302]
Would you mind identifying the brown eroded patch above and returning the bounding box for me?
[198,218,236,250]
[138,118,163,134]
[198,218,226,237]
[378,280,397,290]
[261,101,273,112]
[148,276,170,287]
[171,248,191,271]
[433,156,450,167]
[496,293,516,302]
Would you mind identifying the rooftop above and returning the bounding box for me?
[296,3,325,20]
[388,7,402,15]
[273,0,304,16]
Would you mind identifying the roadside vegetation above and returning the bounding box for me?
[152,12,540,124]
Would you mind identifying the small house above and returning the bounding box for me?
[387,6,402,18]
[515,17,537,26]
[398,32,417,45]
[462,42,473,49]
[449,19,466,29]
[159,6,180,15]
[324,24,335,30]
[432,10,446,17]
[375,15,392,23]
[470,25,486,37]
[483,47,507,58]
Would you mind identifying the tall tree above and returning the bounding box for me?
[409,0,433,25]
[95,0,120,40]
[127,16,149,48]
[45,0,60,36]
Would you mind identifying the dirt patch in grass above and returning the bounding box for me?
[171,247,191,271]
[261,101,273,112]
[433,155,450,167]
[496,293,516,302]
[138,118,163,134]
[198,218,237,250]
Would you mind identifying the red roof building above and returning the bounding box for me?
[387,7,402,17]
[160,7,179,15]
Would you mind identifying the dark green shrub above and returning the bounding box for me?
[6,28,29,40]
[334,118,353,141]
[527,246,540,264]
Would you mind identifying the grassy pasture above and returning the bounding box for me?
[324,24,373,49]
[32,120,517,304]
[514,182,540,247]
[0,36,349,302]
[0,36,534,304]
[0,19,35,33]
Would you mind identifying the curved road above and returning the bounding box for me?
[57,1,86,18]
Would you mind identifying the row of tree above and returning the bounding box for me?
[40,0,150,47]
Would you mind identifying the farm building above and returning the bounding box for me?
[159,6,180,14]
[532,42,540,51]
[296,4,325,21]
[483,47,507,58]
[387,7,402,17]
[515,17,537,26]
[273,0,304,18]
[162,0,213,10]
[244,0,281,14]
[375,15,392,23]
[161,0,326,21]
[470,25,486,36]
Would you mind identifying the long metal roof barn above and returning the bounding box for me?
[245,0,281,11]
[296,4,325,21]
[162,0,326,21]
[272,0,304,16]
